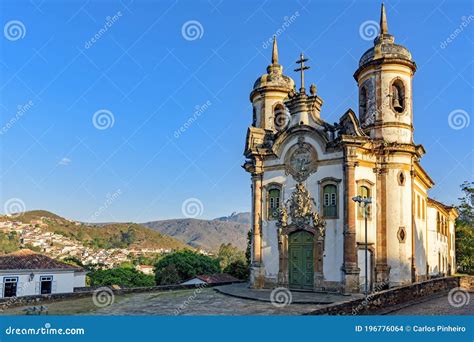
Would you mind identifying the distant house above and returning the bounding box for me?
[135,265,155,276]
[181,273,239,286]
[0,249,86,298]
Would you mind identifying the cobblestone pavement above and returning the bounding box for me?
[386,293,473,315]
[2,289,320,316]
[3,288,471,316]
[215,283,361,304]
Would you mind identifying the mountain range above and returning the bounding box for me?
[143,212,251,252]
[1,211,251,253]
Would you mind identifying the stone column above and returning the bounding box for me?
[375,167,389,288]
[250,167,265,288]
[410,166,416,282]
[342,154,360,293]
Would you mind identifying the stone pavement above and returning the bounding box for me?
[1,288,322,316]
[385,293,474,315]
[215,283,362,304]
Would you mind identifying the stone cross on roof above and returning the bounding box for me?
[294,53,310,93]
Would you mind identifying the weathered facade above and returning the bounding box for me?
[243,5,457,293]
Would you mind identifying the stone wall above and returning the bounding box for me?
[0,280,244,310]
[305,276,464,315]
[459,275,474,291]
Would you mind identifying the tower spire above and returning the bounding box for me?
[380,3,389,35]
[271,36,279,65]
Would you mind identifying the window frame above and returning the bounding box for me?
[356,179,374,220]
[389,77,407,115]
[318,177,341,220]
[266,183,282,221]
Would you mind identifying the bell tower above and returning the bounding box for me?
[354,4,416,144]
[249,37,295,132]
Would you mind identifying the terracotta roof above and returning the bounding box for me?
[427,197,454,211]
[0,249,84,271]
[195,273,239,284]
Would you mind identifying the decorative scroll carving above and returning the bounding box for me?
[277,182,326,236]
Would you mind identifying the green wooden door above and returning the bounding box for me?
[289,231,314,290]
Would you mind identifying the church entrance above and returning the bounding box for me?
[288,230,314,290]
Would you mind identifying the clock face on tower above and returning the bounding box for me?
[285,137,318,182]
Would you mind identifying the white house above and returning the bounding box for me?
[0,249,86,298]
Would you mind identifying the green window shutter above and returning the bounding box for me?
[268,189,281,219]
[323,185,337,217]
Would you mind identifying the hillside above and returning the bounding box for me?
[143,213,251,252]
[214,212,251,225]
[1,210,189,251]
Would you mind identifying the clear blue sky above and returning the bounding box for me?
[0,0,472,222]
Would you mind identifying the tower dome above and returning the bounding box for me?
[250,37,295,131]
[355,3,416,76]
[353,3,417,144]
[251,37,295,94]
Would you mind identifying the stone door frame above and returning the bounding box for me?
[277,225,324,290]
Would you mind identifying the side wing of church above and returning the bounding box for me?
[243,5,458,293]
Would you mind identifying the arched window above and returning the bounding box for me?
[391,79,405,113]
[436,212,441,233]
[273,103,288,131]
[358,185,371,218]
[268,188,281,220]
[323,184,337,218]
[359,87,367,121]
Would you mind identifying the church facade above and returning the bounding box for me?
[243,5,458,293]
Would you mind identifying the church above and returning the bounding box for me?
[243,4,458,293]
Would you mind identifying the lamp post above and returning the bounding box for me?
[352,195,372,298]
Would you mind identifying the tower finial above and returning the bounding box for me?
[380,3,389,35]
[272,36,279,65]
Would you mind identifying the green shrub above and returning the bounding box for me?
[89,267,155,287]
[154,250,220,285]
[224,259,249,280]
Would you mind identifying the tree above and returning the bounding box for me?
[245,230,252,265]
[224,259,250,280]
[88,267,155,287]
[154,250,220,285]
[61,256,84,268]
[217,243,245,270]
[456,181,474,274]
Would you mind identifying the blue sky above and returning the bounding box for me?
[0,0,472,222]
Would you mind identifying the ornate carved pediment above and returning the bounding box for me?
[277,183,326,237]
[284,136,318,182]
